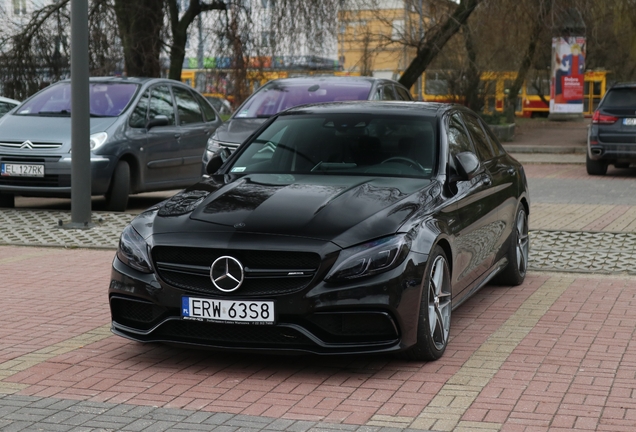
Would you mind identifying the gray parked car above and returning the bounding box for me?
[0,77,222,211]
[203,76,413,169]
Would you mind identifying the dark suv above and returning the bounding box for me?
[587,83,636,175]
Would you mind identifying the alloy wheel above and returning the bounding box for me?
[516,209,529,276]
[428,255,451,350]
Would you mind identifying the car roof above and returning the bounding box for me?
[263,76,407,87]
[608,82,636,90]
[279,100,448,116]
[58,76,186,86]
[0,96,20,105]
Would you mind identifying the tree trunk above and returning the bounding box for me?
[505,0,552,123]
[462,23,481,112]
[399,0,482,88]
[167,0,226,81]
[113,0,164,77]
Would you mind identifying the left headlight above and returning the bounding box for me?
[117,225,153,273]
[326,234,412,282]
[90,132,108,150]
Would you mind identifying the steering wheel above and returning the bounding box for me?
[381,156,426,172]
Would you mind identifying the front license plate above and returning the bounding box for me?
[182,296,275,324]
[1,163,45,177]
[624,118,636,126]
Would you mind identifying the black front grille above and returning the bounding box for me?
[306,312,398,343]
[157,320,314,347]
[153,246,321,297]
[111,297,167,330]
[0,174,70,187]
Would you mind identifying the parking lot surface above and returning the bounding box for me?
[1,126,636,431]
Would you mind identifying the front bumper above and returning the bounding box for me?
[0,154,114,197]
[109,248,428,356]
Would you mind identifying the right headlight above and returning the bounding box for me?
[117,225,153,273]
[326,234,412,282]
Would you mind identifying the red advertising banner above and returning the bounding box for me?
[550,36,586,114]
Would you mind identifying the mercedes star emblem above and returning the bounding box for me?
[210,256,244,292]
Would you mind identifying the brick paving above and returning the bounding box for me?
[1,245,635,431]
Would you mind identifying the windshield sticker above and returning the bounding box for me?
[236,110,249,117]
[231,167,246,173]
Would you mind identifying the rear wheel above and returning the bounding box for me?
[495,205,529,286]
[0,193,14,208]
[586,153,607,175]
[105,161,130,212]
[402,246,451,361]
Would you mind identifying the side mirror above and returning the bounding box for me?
[454,151,481,180]
[146,115,169,129]
[205,147,231,175]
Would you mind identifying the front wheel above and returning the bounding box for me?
[0,193,15,208]
[402,246,452,361]
[105,161,130,212]
[495,205,529,286]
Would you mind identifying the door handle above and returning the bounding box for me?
[174,133,181,139]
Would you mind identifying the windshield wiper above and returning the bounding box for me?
[38,110,70,116]
[90,112,110,118]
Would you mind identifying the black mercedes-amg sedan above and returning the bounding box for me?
[109,101,530,361]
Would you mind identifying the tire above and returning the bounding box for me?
[586,153,607,176]
[0,193,14,208]
[494,205,529,286]
[402,246,452,361]
[105,161,130,212]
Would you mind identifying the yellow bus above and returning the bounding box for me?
[419,70,609,117]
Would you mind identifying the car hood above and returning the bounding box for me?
[0,114,118,150]
[214,118,268,144]
[149,174,438,248]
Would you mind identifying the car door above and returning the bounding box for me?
[479,116,521,254]
[460,112,510,273]
[443,112,497,299]
[142,84,182,186]
[172,85,214,183]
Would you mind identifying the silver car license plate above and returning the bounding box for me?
[1,163,45,177]
[182,296,275,324]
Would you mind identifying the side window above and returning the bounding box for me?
[173,86,204,125]
[129,90,149,128]
[381,86,396,100]
[395,86,411,101]
[462,113,496,161]
[148,85,175,126]
[480,119,506,156]
[192,91,217,122]
[447,113,475,160]
[0,102,13,116]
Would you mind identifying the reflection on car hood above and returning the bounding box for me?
[0,114,118,144]
[152,173,438,248]
[214,118,267,144]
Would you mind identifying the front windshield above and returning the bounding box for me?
[16,82,139,117]
[229,114,437,179]
[233,81,373,119]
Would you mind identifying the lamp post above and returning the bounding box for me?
[63,0,92,229]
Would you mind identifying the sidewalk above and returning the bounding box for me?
[503,116,589,164]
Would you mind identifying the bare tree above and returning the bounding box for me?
[398,0,482,88]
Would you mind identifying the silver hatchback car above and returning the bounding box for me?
[0,77,222,210]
